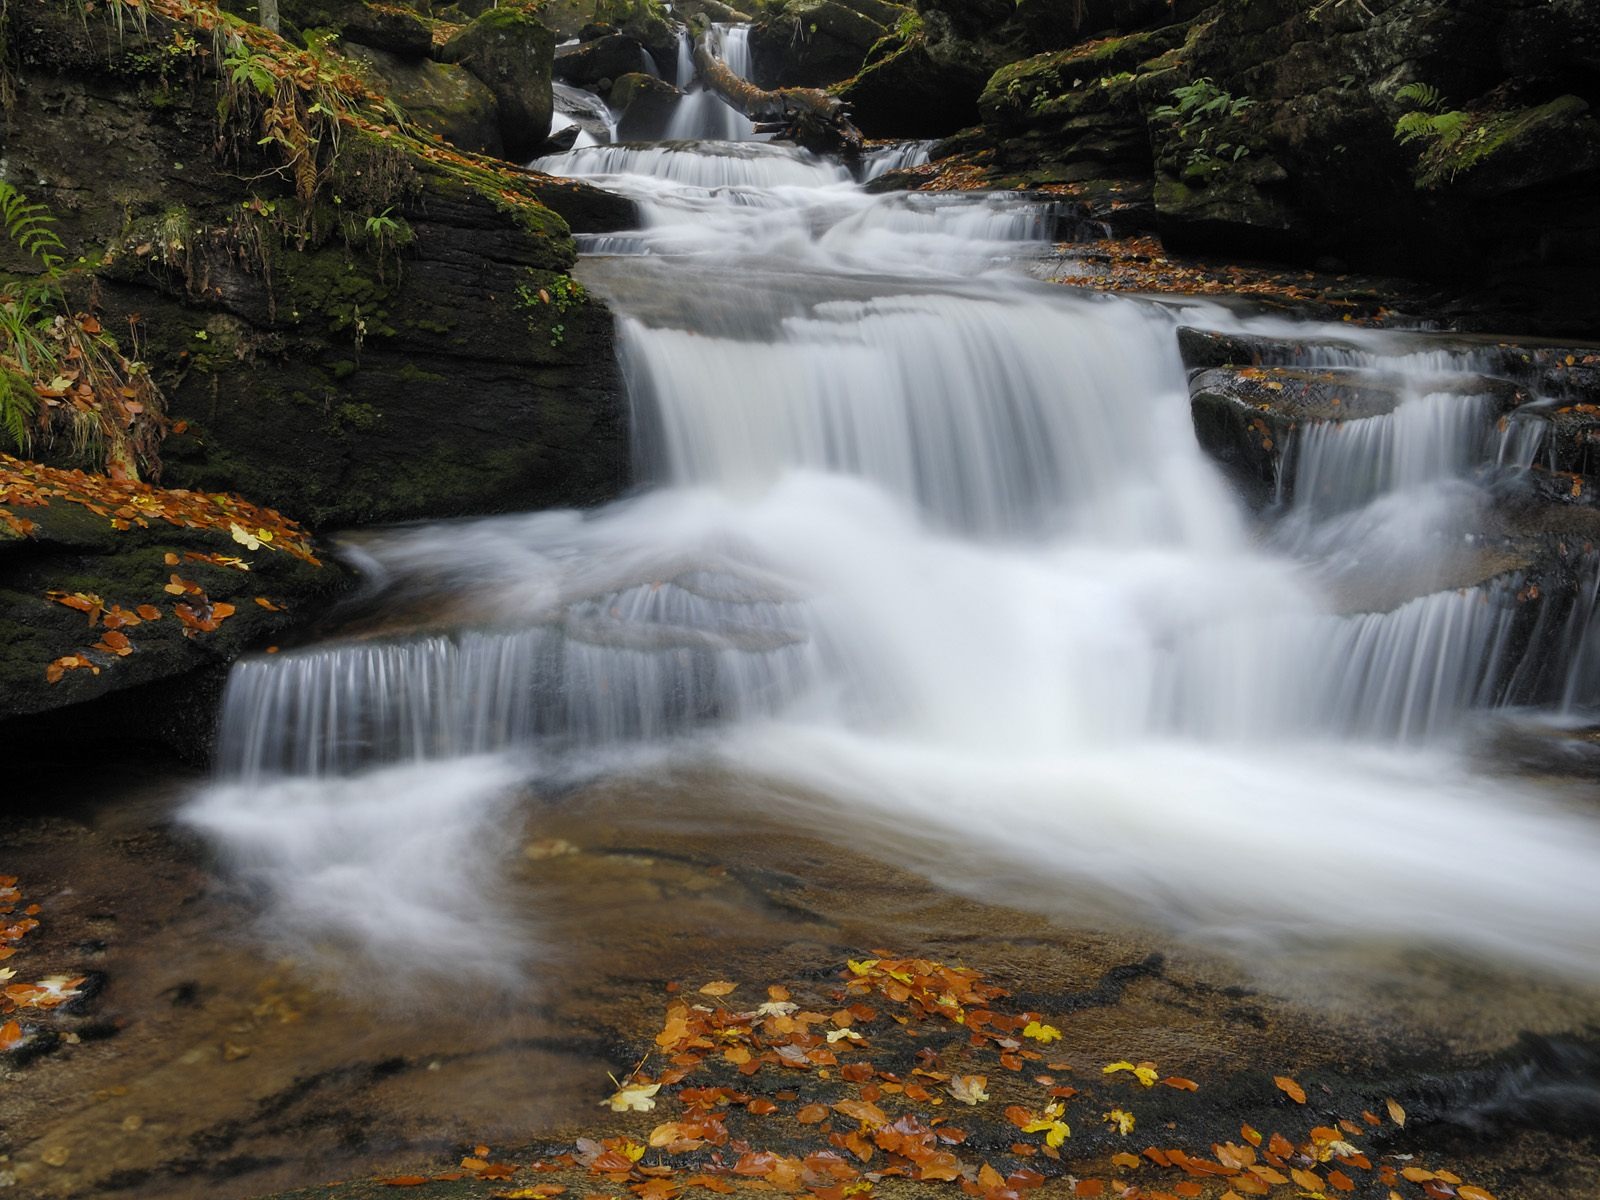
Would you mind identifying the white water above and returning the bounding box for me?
[190,122,1600,982]
[549,81,618,150]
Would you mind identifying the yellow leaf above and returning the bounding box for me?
[847,959,879,975]
[1102,1109,1135,1136]
[1022,1020,1062,1043]
[948,1075,989,1105]
[698,981,737,996]
[1384,1097,1405,1127]
[230,521,262,550]
[1104,1060,1159,1086]
[603,1082,661,1112]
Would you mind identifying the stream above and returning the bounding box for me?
[6,29,1600,1200]
[184,53,1600,983]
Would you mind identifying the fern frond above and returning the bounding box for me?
[0,182,66,272]
[0,369,38,454]
[1396,82,1444,111]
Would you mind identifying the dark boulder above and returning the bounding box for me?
[613,72,686,141]
[440,9,558,162]
[834,37,981,139]
[749,0,902,89]
[346,44,504,157]
[554,33,653,89]
[341,2,434,58]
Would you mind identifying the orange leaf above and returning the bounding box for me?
[1160,1076,1198,1091]
[379,1177,429,1187]
[1273,1076,1306,1104]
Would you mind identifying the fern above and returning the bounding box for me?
[0,181,67,273]
[1395,109,1470,149]
[0,369,37,454]
[1396,82,1444,111]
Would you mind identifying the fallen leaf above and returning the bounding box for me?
[949,1075,989,1105]
[1274,1075,1307,1104]
[1103,1109,1135,1136]
[1104,1061,1159,1087]
[1385,1098,1406,1127]
[698,981,737,997]
[605,1082,662,1112]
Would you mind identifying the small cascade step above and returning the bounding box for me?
[1187,363,1524,506]
[1180,326,1600,512]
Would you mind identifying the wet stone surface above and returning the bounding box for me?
[2,761,1599,1200]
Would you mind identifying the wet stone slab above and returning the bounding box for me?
[2,762,1599,1200]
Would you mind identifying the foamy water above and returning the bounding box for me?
[187,30,1600,983]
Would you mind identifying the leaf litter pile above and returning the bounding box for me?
[0,453,319,681]
[369,955,1500,1200]
[0,875,90,1060]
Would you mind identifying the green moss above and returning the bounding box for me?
[276,246,398,341]
[329,358,359,379]
[1414,96,1592,190]
[331,401,382,433]
[395,363,447,385]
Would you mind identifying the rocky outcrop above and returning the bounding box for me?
[3,1,632,532]
[439,8,557,162]
[0,455,348,749]
[750,0,908,90]
[613,72,686,141]
[555,32,654,90]
[0,0,636,740]
[346,44,504,156]
[877,0,1600,334]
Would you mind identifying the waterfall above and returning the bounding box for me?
[549,81,618,150]
[190,99,1600,982]
[861,140,937,181]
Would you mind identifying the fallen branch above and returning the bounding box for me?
[692,32,863,157]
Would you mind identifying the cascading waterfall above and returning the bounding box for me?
[189,116,1600,980]
[860,140,936,182]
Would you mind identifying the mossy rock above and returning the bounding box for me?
[440,8,558,162]
[342,1,434,57]
[749,0,900,89]
[346,44,504,156]
[1413,95,1600,196]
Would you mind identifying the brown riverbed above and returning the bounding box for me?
[2,756,1599,1200]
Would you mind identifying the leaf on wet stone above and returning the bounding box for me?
[698,981,737,996]
[1275,1075,1307,1104]
[1103,1108,1135,1136]
[1021,1020,1061,1043]
[948,1074,989,1105]
[604,1082,662,1112]
[1385,1097,1406,1126]
[1104,1060,1159,1086]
